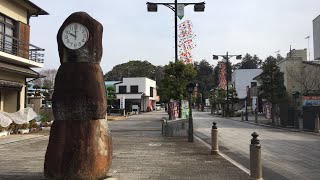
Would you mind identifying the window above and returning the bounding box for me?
[0,14,15,53]
[251,82,257,87]
[150,87,154,97]
[130,85,138,93]
[119,86,126,93]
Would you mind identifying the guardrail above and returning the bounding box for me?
[0,32,44,63]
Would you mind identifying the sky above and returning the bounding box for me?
[29,0,320,74]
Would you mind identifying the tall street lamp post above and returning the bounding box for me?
[147,1,205,63]
[187,82,195,142]
[213,52,242,115]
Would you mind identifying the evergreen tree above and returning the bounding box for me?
[194,60,214,100]
[258,56,287,124]
[104,60,157,81]
[159,61,196,102]
[233,53,262,69]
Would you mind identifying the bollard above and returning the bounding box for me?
[315,114,320,133]
[241,112,244,121]
[211,122,219,155]
[250,132,262,180]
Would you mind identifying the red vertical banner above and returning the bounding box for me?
[218,62,227,90]
[168,101,180,120]
[178,20,196,64]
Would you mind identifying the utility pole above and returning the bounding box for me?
[174,0,178,63]
[305,36,311,61]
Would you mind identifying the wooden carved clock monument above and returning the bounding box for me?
[44,12,112,180]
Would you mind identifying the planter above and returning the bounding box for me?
[18,129,30,134]
[42,127,51,131]
[0,131,9,137]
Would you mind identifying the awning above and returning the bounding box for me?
[0,61,41,78]
[0,79,23,89]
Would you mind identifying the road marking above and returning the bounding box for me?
[149,143,162,147]
[194,134,250,175]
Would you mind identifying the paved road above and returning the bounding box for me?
[193,111,320,180]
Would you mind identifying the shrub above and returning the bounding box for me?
[0,126,8,132]
[29,120,38,129]
[42,122,51,127]
[8,123,18,133]
[40,113,50,123]
[18,123,29,129]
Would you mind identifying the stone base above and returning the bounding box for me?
[211,150,219,155]
[44,119,112,180]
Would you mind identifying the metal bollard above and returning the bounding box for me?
[315,114,320,133]
[211,122,219,155]
[250,132,262,180]
[241,112,244,121]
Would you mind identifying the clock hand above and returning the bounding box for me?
[75,30,77,40]
[69,33,76,38]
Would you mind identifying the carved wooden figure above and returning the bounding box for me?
[44,12,112,180]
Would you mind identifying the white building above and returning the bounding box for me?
[232,69,262,111]
[116,77,157,112]
[232,69,262,99]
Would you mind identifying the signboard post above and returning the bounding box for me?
[120,97,125,109]
[120,97,125,116]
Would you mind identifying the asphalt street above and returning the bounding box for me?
[193,111,320,180]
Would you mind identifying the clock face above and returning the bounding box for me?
[62,22,89,50]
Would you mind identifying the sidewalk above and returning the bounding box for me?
[107,111,249,180]
[229,114,271,125]
[0,111,249,180]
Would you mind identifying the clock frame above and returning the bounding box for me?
[62,22,89,50]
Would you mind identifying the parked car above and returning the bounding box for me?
[214,109,222,115]
[234,107,246,117]
[156,104,161,111]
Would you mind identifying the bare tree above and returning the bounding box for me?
[32,69,58,89]
[287,64,320,95]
